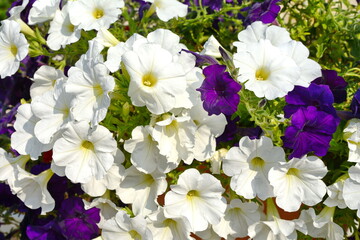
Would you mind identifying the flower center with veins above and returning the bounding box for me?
[10,44,18,57]
[93,84,104,97]
[142,72,157,87]
[250,156,265,169]
[255,67,270,81]
[93,8,104,19]
[81,140,94,151]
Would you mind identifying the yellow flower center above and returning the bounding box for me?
[187,190,199,198]
[93,8,104,19]
[67,24,75,33]
[10,44,18,57]
[287,168,300,177]
[129,230,142,240]
[93,84,104,97]
[255,67,270,81]
[81,140,94,151]
[142,73,157,87]
[250,157,265,168]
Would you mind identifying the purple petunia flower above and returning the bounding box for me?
[243,0,281,27]
[197,64,241,116]
[313,69,348,104]
[282,106,340,159]
[284,83,337,118]
[27,220,65,240]
[57,197,100,240]
[350,88,360,117]
[181,49,218,67]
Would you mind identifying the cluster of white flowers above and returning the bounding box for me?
[0,0,357,239]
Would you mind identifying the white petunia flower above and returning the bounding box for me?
[279,40,321,87]
[7,0,29,20]
[189,101,226,161]
[233,39,301,100]
[66,62,115,126]
[124,125,176,174]
[147,207,192,240]
[30,65,67,99]
[46,4,81,51]
[94,28,120,48]
[0,149,30,182]
[116,166,167,216]
[31,84,75,144]
[81,149,124,196]
[223,136,286,200]
[201,35,223,58]
[324,179,347,209]
[248,217,300,240]
[268,155,328,212]
[164,168,227,232]
[343,118,360,162]
[146,28,187,56]
[212,199,261,239]
[151,113,196,165]
[84,197,121,228]
[299,207,344,240]
[28,0,60,25]
[11,104,52,160]
[81,149,125,197]
[195,226,222,240]
[104,33,146,73]
[0,20,28,78]
[101,210,153,240]
[69,0,124,31]
[208,148,228,174]
[52,121,117,184]
[234,21,291,50]
[122,42,188,114]
[145,0,188,22]
[343,163,360,217]
[8,167,55,214]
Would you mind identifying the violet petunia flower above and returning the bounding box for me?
[282,106,340,159]
[197,64,241,116]
[243,0,281,27]
[27,220,65,240]
[284,83,337,118]
[350,88,360,118]
[58,197,100,240]
[181,49,218,67]
[313,69,348,104]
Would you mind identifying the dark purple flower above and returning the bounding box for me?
[0,74,31,108]
[0,182,22,207]
[284,83,337,118]
[350,88,360,117]
[197,64,241,116]
[27,220,65,240]
[20,55,48,78]
[181,49,218,67]
[313,69,348,104]
[0,103,20,136]
[282,106,339,159]
[243,0,281,27]
[6,0,36,23]
[58,197,100,240]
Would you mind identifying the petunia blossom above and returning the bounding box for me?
[197,64,241,116]
[282,106,339,159]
